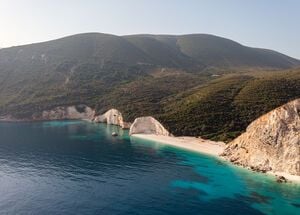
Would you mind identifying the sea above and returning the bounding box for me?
[0,121,299,215]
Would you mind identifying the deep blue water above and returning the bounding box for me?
[0,121,299,215]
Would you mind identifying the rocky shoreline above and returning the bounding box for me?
[1,99,299,183]
[221,99,300,182]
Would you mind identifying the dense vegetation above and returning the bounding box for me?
[0,33,299,141]
[160,70,300,141]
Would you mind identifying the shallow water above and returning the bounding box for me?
[0,121,299,215]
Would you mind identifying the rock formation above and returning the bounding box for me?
[0,115,20,122]
[34,105,95,121]
[1,106,133,130]
[93,109,131,129]
[222,99,300,176]
[129,116,170,136]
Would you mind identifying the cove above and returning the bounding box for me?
[0,121,299,215]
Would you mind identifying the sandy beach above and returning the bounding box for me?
[131,134,300,183]
[132,134,225,156]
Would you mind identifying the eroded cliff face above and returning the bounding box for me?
[129,116,170,136]
[34,105,95,121]
[93,109,131,129]
[222,99,300,176]
[1,106,133,129]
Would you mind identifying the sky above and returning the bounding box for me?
[0,0,299,59]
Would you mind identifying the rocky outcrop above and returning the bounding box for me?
[129,116,170,136]
[1,106,132,129]
[0,115,21,122]
[34,105,95,121]
[93,109,131,129]
[222,99,300,176]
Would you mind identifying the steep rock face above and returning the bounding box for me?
[0,115,22,122]
[34,105,95,121]
[222,99,300,176]
[94,109,131,129]
[129,116,170,136]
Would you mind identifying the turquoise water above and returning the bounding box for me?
[0,121,299,215]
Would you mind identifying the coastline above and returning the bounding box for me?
[0,118,93,123]
[1,118,299,184]
[131,134,225,156]
[131,134,300,184]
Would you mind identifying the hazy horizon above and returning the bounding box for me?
[0,0,299,59]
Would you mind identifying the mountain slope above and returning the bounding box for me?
[0,33,150,64]
[125,34,300,69]
[158,69,300,141]
[0,33,299,141]
[124,35,197,68]
[175,34,300,68]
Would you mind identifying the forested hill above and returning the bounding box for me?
[0,33,299,141]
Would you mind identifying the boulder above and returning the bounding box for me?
[276,175,288,183]
[111,132,118,137]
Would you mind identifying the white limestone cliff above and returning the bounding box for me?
[36,105,95,121]
[93,109,131,129]
[129,116,170,136]
[221,99,300,177]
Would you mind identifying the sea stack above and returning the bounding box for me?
[221,99,300,177]
[94,109,131,129]
[129,116,170,136]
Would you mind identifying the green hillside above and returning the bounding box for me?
[95,69,300,142]
[159,70,300,141]
[0,33,299,141]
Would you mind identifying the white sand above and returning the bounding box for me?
[131,134,225,156]
[132,134,300,183]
